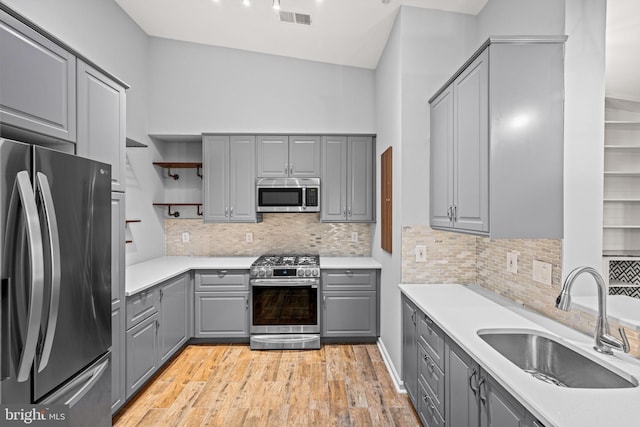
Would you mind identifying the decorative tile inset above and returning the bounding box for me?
[609,260,640,285]
[609,286,640,298]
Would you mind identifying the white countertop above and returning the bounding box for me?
[400,284,640,427]
[126,256,380,296]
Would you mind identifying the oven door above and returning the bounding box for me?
[250,279,320,334]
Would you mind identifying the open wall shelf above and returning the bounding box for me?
[153,203,203,217]
[153,162,203,180]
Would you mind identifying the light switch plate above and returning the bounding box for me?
[506,252,518,274]
[245,232,253,243]
[182,232,190,243]
[415,245,427,262]
[533,260,552,286]
[351,232,358,242]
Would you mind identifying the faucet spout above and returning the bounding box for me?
[555,266,629,355]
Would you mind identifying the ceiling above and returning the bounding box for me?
[116,0,639,101]
[115,0,488,69]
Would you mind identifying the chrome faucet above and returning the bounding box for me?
[555,266,629,355]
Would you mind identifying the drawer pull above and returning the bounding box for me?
[217,270,228,277]
[469,368,479,395]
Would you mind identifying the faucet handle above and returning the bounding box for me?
[618,327,630,353]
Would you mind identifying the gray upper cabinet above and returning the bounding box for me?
[321,136,374,222]
[257,135,320,178]
[429,37,565,238]
[77,60,126,193]
[203,135,260,223]
[0,10,76,142]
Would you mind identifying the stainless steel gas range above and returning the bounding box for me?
[249,254,321,350]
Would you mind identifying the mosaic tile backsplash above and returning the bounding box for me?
[401,225,640,357]
[608,259,640,298]
[165,213,371,256]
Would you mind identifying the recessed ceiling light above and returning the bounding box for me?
[273,0,280,10]
[242,0,251,7]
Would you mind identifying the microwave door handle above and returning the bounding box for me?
[6,171,45,382]
[302,187,306,210]
[35,172,61,372]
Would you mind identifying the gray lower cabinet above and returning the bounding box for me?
[321,269,379,338]
[111,304,125,413]
[256,135,321,178]
[0,9,76,142]
[125,312,159,399]
[76,60,126,193]
[203,135,260,223]
[194,270,249,338]
[321,136,374,222]
[125,273,190,400]
[195,292,249,337]
[158,274,189,363]
[429,37,565,238]
[404,293,538,427]
[402,295,419,406]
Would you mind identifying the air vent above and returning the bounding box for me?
[279,10,312,26]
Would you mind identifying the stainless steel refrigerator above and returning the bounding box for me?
[0,138,111,426]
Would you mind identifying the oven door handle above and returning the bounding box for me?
[250,279,319,288]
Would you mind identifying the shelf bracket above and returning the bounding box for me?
[197,167,203,179]
[166,168,179,180]
[197,205,203,216]
[167,205,180,217]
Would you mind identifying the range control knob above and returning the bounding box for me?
[258,268,266,277]
[251,268,258,277]
[266,269,273,277]
[312,269,319,277]
[305,269,311,277]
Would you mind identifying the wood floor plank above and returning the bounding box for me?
[114,344,420,427]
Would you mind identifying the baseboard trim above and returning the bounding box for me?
[377,338,405,394]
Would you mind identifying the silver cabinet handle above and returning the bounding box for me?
[343,208,347,218]
[35,172,61,373]
[224,207,228,217]
[469,368,479,395]
[218,270,228,278]
[478,377,487,405]
[246,297,249,309]
[348,207,352,217]
[6,171,45,382]
[289,164,293,176]
[284,163,288,174]
[159,289,164,302]
[447,206,452,221]
[453,205,457,221]
[230,207,234,217]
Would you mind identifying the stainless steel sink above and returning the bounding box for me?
[477,329,638,389]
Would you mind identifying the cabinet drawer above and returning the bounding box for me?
[126,289,158,329]
[322,269,377,291]
[418,379,446,427]
[419,344,445,417]
[195,270,249,291]
[418,313,445,371]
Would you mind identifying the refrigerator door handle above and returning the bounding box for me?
[5,171,45,382]
[42,355,110,408]
[35,172,61,373]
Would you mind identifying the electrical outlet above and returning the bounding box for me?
[182,232,190,243]
[415,245,427,262]
[506,252,518,274]
[532,260,552,286]
[245,232,253,243]
[351,232,358,242]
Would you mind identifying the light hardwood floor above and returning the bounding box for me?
[113,344,420,426]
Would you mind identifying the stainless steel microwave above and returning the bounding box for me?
[256,178,320,213]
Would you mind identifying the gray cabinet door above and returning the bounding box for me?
[430,86,454,229]
[125,313,159,399]
[481,374,526,427]
[77,60,126,193]
[110,305,125,414]
[402,296,418,406]
[453,49,489,233]
[111,193,125,305]
[347,136,374,221]
[322,291,376,337]
[195,292,249,338]
[203,135,230,222]
[289,136,320,177]
[321,136,348,221]
[0,10,76,142]
[158,274,189,363]
[257,135,288,177]
[446,339,480,427]
[229,136,257,222]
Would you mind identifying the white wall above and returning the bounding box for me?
[147,37,376,134]
[476,0,566,40]
[373,6,476,387]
